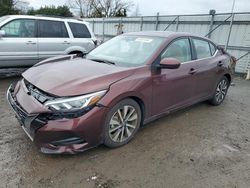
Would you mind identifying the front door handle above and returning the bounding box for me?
[26,41,36,45]
[189,68,197,74]
[217,61,223,67]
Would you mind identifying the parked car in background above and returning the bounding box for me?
[7,31,232,154]
[0,15,97,68]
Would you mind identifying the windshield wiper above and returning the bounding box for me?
[89,58,115,65]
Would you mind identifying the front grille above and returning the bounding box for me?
[51,137,86,146]
[24,80,55,104]
[7,85,47,137]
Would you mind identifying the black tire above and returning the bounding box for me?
[103,98,142,148]
[69,52,84,57]
[75,52,84,57]
[209,76,229,106]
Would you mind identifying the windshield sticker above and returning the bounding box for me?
[135,38,153,43]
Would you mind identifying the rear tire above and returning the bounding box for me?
[103,99,142,148]
[209,76,229,106]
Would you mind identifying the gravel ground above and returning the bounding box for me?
[0,76,250,188]
[0,68,27,78]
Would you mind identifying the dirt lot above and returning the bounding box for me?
[0,76,250,188]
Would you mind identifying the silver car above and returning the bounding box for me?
[0,15,97,68]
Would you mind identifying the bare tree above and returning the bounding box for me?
[69,0,98,18]
[69,0,85,17]
[15,0,30,14]
[97,0,133,17]
[69,0,133,18]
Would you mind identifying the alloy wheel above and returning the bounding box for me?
[109,105,138,143]
[215,79,228,103]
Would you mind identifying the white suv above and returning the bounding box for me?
[0,15,97,68]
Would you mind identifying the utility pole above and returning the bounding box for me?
[231,0,236,13]
[225,0,236,51]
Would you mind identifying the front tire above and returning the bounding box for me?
[209,76,229,106]
[103,99,142,148]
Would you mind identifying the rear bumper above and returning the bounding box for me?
[6,83,108,154]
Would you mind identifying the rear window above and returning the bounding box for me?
[38,20,68,38]
[68,22,91,38]
[193,39,212,59]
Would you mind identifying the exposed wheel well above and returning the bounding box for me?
[69,51,84,57]
[224,74,231,84]
[129,96,145,126]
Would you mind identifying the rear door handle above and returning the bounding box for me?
[62,41,70,44]
[189,68,197,74]
[26,41,36,45]
[217,61,223,67]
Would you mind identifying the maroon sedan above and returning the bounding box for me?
[7,31,232,154]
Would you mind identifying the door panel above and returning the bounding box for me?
[194,55,228,99]
[191,38,226,100]
[38,38,71,61]
[37,20,70,62]
[0,37,38,67]
[151,38,197,116]
[152,62,197,116]
[0,19,38,67]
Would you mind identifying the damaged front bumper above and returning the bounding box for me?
[6,81,107,154]
[7,84,46,141]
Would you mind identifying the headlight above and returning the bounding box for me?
[45,90,107,112]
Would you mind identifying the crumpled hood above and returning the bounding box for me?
[22,58,134,96]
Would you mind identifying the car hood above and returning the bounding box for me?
[22,58,134,96]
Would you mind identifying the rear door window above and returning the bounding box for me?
[68,22,91,38]
[193,39,212,59]
[1,19,36,38]
[38,20,68,38]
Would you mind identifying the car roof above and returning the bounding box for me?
[4,15,89,25]
[124,31,212,42]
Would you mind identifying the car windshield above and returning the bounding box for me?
[0,16,9,23]
[86,35,165,67]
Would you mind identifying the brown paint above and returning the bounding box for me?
[8,31,232,154]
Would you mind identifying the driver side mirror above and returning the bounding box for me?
[159,58,181,69]
[0,30,5,38]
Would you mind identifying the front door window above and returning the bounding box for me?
[1,19,36,38]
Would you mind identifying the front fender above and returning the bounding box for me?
[98,70,153,120]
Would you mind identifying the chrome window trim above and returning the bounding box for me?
[181,49,218,64]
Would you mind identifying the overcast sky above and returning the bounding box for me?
[26,0,250,16]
